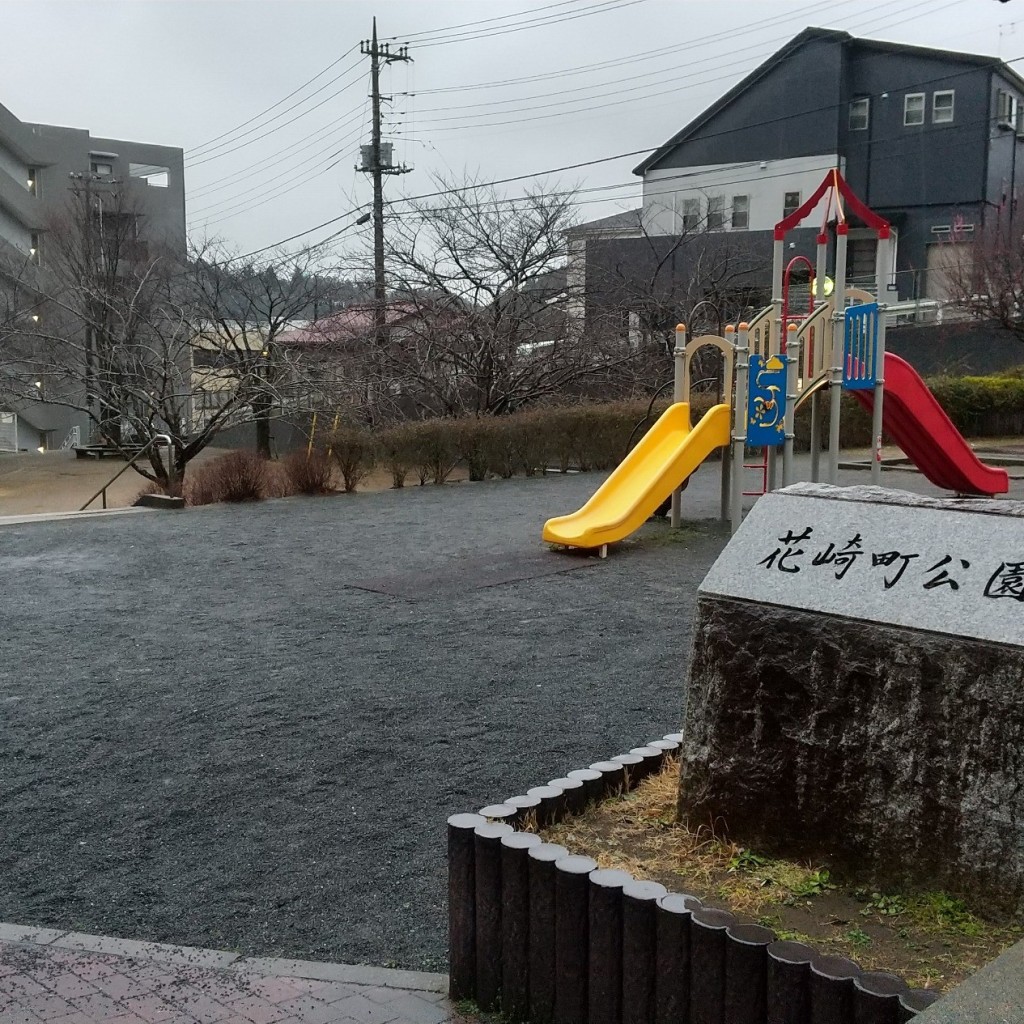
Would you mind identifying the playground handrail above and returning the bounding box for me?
[746,304,776,360]
[795,300,832,386]
[79,434,173,511]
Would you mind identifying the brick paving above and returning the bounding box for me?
[0,926,464,1024]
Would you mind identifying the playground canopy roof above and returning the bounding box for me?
[633,27,1024,177]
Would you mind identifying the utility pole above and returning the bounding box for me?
[359,18,411,349]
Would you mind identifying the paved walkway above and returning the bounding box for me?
[0,925,461,1024]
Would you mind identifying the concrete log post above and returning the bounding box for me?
[766,939,814,1024]
[689,907,736,1024]
[724,924,775,1024]
[447,812,486,1001]
[655,893,702,1024]
[554,855,598,1024]
[529,843,570,1024]
[474,821,514,1010]
[621,880,668,1024]
[809,953,861,1024]
[567,768,603,809]
[501,831,543,1022]
[587,868,633,1024]
[854,971,908,1024]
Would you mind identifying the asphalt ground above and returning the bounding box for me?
[1,456,1021,971]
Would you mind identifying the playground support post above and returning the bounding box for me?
[720,439,731,525]
[810,234,828,482]
[871,237,890,486]
[782,323,799,487]
[730,323,747,535]
[671,324,686,529]
[828,225,849,484]
[768,238,784,497]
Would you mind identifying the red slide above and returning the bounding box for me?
[852,353,1009,496]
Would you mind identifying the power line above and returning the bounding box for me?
[192,129,365,225]
[220,41,1019,262]
[403,0,647,48]
[185,57,366,168]
[186,44,360,155]
[406,0,897,117]
[401,0,955,133]
[189,103,367,198]
[393,0,584,40]
[190,114,366,215]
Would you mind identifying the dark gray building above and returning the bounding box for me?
[0,100,185,450]
[574,27,1024,339]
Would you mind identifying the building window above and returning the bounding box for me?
[707,196,725,230]
[26,168,37,195]
[129,162,170,188]
[849,97,870,131]
[731,195,749,229]
[29,233,40,265]
[904,93,925,126]
[933,90,955,124]
[681,197,700,231]
[783,191,801,218]
[997,89,1016,126]
[91,161,113,176]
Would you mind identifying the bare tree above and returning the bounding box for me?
[375,174,629,417]
[944,229,1024,340]
[0,187,317,489]
[188,245,323,456]
[583,208,766,395]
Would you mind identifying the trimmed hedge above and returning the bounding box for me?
[301,370,1024,492]
[364,398,716,490]
[141,370,1024,505]
[795,372,1024,452]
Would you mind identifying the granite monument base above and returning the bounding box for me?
[679,484,1024,915]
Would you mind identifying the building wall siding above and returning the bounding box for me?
[841,47,989,209]
[643,154,841,234]
[646,35,844,172]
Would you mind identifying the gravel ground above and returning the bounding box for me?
[0,467,732,971]
[2,458,1019,971]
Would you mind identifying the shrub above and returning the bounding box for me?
[281,448,335,495]
[407,420,459,485]
[930,374,1024,437]
[377,423,420,488]
[508,410,552,477]
[452,417,492,482]
[482,417,518,479]
[216,451,268,502]
[263,461,294,499]
[330,426,376,492]
[185,451,268,505]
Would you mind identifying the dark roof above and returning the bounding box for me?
[632,27,1024,177]
[568,208,642,237]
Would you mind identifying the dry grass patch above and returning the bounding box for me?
[541,760,1023,992]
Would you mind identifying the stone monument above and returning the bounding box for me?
[679,483,1024,914]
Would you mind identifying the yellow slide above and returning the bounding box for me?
[542,402,732,549]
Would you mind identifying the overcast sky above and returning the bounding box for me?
[0,0,1014,266]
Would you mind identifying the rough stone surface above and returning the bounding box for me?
[679,593,1024,915]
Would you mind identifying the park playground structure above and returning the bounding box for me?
[542,170,1010,552]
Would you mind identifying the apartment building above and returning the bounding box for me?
[0,100,185,450]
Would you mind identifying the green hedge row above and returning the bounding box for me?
[794,372,1024,451]
[313,370,1023,491]
[327,398,716,489]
